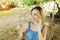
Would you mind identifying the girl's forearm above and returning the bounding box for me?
[38,26,42,40]
[42,26,47,40]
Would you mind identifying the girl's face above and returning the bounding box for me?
[31,9,41,20]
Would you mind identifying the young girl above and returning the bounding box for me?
[20,6,47,40]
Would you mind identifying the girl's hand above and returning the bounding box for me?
[17,24,22,32]
[20,24,22,31]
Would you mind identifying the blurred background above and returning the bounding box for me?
[20,0,60,40]
[0,0,20,40]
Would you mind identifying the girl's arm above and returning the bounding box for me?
[38,25,43,40]
[38,19,43,40]
[19,23,28,40]
[38,24,48,40]
[19,24,23,40]
[42,25,48,40]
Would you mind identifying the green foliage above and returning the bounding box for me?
[22,0,50,6]
[58,0,60,4]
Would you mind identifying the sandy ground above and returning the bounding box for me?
[0,14,20,40]
[46,16,60,40]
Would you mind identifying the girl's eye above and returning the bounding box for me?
[33,13,37,16]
